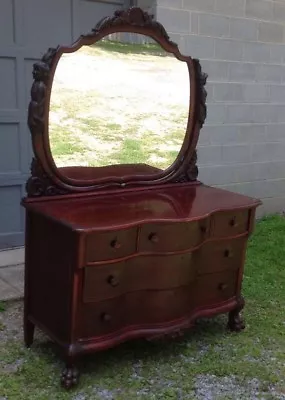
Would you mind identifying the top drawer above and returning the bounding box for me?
[138,219,209,253]
[211,210,249,238]
[86,227,137,263]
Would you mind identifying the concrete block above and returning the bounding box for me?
[185,35,215,58]
[183,0,215,13]
[200,60,229,82]
[270,104,285,123]
[190,12,199,34]
[251,142,285,162]
[156,7,190,33]
[215,38,243,61]
[198,125,241,146]
[258,196,285,217]
[239,124,268,143]
[197,145,223,165]
[206,104,228,124]
[230,18,258,41]
[215,0,245,17]
[157,0,183,8]
[199,164,238,185]
[273,2,285,24]
[198,14,230,38]
[270,44,285,64]
[265,124,285,142]
[269,84,285,103]
[246,0,274,21]
[244,42,271,63]
[256,64,283,83]
[242,84,269,103]
[258,22,284,43]
[229,62,256,82]
[221,144,252,164]
[213,82,243,102]
[226,104,257,124]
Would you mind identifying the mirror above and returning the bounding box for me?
[48,33,190,180]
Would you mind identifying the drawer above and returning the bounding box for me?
[194,237,246,275]
[211,210,249,238]
[85,227,137,262]
[83,253,195,302]
[192,270,237,308]
[77,287,196,339]
[138,220,209,253]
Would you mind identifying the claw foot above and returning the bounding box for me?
[61,366,79,389]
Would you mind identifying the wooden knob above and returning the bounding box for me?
[200,225,207,234]
[224,249,233,258]
[101,313,111,322]
[110,239,121,249]
[229,217,238,227]
[107,275,119,287]
[219,283,228,291]
[149,233,159,243]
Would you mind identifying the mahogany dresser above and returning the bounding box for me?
[22,7,262,389]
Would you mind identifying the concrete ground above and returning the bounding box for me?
[0,248,24,301]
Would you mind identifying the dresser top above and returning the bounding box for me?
[23,184,261,231]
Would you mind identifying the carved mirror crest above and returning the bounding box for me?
[26,7,207,197]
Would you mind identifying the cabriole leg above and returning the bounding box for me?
[228,296,245,332]
[61,358,80,389]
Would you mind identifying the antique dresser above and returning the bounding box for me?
[22,7,261,389]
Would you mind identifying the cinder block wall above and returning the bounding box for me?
[156,0,285,216]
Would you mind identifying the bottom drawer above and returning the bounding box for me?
[76,270,237,339]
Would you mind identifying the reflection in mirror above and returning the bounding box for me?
[49,33,190,178]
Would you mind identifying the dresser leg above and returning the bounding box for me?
[24,319,35,348]
[228,297,245,332]
[61,360,80,389]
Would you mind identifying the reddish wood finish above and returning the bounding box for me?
[23,183,261,388]
[22,7,262,389]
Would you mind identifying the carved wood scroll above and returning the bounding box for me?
[25,6,208,198]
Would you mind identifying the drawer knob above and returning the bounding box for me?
[101,313,112,322]
[200,225,207,234]
[149,233,159,243]
[110,239,121,249]
[219,283,228,291]
[107,275,119,287]
[229,217,238,227]
[224,249,233,258]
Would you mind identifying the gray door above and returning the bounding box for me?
[0,0,123,249]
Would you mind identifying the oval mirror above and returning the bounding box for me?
[48,33,190,181]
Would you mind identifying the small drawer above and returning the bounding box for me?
[192,270,237,308]
[211,210,249,238]
[83,253,195,303]
[139,219,209,253]
[85,227,137,263]
[194,237,246,275]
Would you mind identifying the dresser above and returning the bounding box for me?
[22,6,261,389]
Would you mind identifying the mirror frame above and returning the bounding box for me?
[26,7,208,197]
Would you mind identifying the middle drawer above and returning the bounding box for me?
[83,253,194,303]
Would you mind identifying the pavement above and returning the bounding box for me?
[0,248,24,301]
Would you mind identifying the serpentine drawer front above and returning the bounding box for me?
[83,253,194,303]
[138,219,209,253]
[211,211,249,238]
[194,237,247,275]
[85,227,138,262]
[77,270,237,339]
